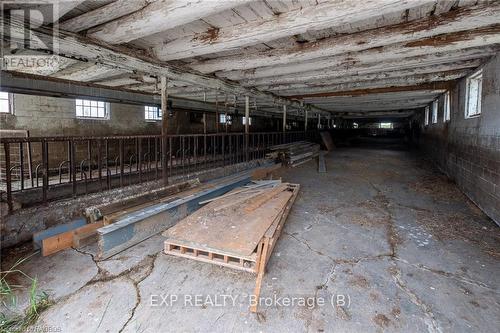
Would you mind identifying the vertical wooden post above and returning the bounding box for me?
[317,113,321,129]
[305,109,308,132]
[245,95,250,161]
[282,104,287,133]
[161,76,168,185]
[203,91,207,135]
[215,91,219,133]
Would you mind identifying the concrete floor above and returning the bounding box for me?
[3,147,499,332]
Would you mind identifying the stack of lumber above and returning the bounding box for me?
[267,141,320,167]
[163,179,300,312]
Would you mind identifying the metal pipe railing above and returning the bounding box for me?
[0,131,317,211]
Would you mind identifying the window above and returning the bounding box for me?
[353,122,358,129]
[76,99,108,119]
[424,106,429,126]
[443,91,450,122]
[219,114,232,125]
[145,106,162,121]
[242,116,252,125]
[0,92,12,114]
[431,100,438,124]
[380,122,393,129]
[465,70,482,118]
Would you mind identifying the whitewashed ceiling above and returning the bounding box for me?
[2,0,499,118]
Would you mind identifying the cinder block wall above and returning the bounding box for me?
[0,93,285,167]
[419,54,500,224]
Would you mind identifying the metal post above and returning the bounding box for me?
[4,143,12,213]
[161,76,168,185]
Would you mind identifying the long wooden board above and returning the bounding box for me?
[164,186,293,257]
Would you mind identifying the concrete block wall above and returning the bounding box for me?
[0,93,287,168]
[419,54,500,224]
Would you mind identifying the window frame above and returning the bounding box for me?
[242,116,252,125]
[443,91,451,122]
[380,122,393,129]
[219,113,232,125]
[424,106,430,126]
[0,91,14,115]
[75,99,110,120]
[431,100,438,124]
[145,105,162,121]
[465,70,482,119]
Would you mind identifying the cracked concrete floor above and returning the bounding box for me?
[3,147,499,332]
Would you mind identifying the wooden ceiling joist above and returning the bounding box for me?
[288,82,453,99]
[153,0,434,61]
[1,15,329,115]
[189,3,500,74]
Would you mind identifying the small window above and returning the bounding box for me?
[431,100,438,124]
[76,99,109,119]
[145,105,162,121]
[380,122,393,129]
[219,114,232,125]
[424,106,430,126]
[242,116,252,125]
[443,91,450,122]
[353,122,358,129]
[0,92,12,114]
[465,70,482,118]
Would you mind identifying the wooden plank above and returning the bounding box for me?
[97,172,251,259]
[33,218,86,249]
[250,237,270,313]
[190,3,500,73]
[41,232,74,256]
[244,184,287,213]
[320,131,335,151]
[164,185,293,257]
[88,0,252,44]
[153,0,429,60]
[72,221,104,248]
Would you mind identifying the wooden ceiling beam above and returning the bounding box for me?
[2,15,329,115]
[278,70,470,96]
[219,30,500,81]
[153,0,433,61]
[87,0,253,44]
[59,0,149,32]
[190,3,500,73]
[288,82,453,99]
[257,63,481,91]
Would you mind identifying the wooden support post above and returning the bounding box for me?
[282,105,287,133]
[161,76,168,185]
[245,95,249,161]
[215,91,219,133]
[203,91,207,135]
[304,109,308,132]
[317,113,321,129]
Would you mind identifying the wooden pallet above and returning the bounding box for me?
[163,182,300,313]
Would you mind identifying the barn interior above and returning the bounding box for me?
[0,1,499,332]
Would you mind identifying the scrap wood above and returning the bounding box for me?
[244,184,288,213]
[41,221,104,256]
[164,186,294,257]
